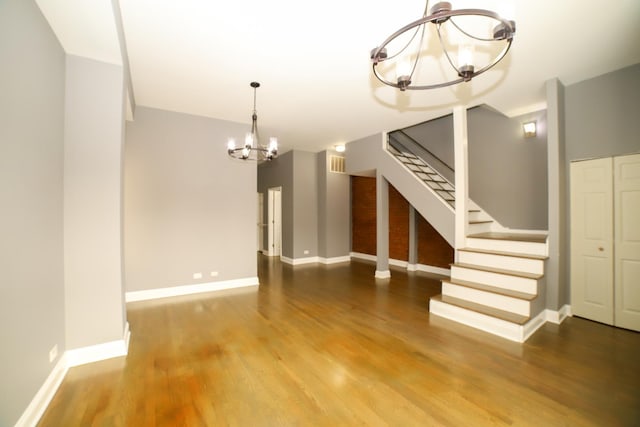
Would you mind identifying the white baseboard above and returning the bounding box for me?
[281,255,318,265]
[545,304,572,324]
[415,264,451,276]
[319,255,351,265]
[522,310,548,341]
[125,277,259,303]
[375,270,391,279]
[350,253,450,277]
[15,322,131,427]
[66,322,131,367]
[350,252,377,262]
[14,356,68,427]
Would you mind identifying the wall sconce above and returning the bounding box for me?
[523,121,537,138]
[335,144,346,153]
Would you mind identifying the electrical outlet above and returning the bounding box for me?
[303,250,309,255]
[49,345,58,363]
[210,271,219,277]
[193,272,203,279]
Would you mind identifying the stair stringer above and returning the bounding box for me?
[378,147,455,247]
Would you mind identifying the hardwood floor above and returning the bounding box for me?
[39,256,640,426]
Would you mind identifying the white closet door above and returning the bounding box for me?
[570,158,614,325]
[614,154,640,332]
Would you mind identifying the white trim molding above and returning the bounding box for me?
[280,256,318,266]
[319,255,351,265]
[545,305,572,324]
[125,277,259,303]
[415,264,451,277]
[14,356,68,427]
[65,322,131,367]
[15,322,132,427]
[375,270,391,279]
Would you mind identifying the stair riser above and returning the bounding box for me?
[458,251,544,275]
[466,237,547,257]
[451,266,539,294]
[429,299,526,342]
[442,283,531,316]
[468,222,493,234]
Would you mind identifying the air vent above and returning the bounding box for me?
[329,155,346,174]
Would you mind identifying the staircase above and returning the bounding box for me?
[431,232,548,342]
[386,135,549,343]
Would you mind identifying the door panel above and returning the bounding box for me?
[570,158,614,325]
[614,154,640,331]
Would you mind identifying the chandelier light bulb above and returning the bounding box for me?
[227,138,236,153]
[245,133,253,149]
[457,44,475,81]
[268,137,278,153]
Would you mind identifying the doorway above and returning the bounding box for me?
[267,187,282,257]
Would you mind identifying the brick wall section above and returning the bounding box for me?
[351,176,454,267]
[417,213,454,268]
[351,176,377,255]
[388,184,409,261]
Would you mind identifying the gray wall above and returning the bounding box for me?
[0,0,66,424]
[125,107,258,291]
[468,107,548,230]
[64,55,127,349]
[565,63,640,162]
[317,151,350,258]
[564,64,640,304]
[402,106,549,230]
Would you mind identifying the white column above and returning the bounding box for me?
[453,106,469,255]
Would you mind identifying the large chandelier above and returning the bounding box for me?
[370,1,515,91]
[227,82,278,161]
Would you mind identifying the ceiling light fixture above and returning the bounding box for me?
[370,1,516,91]
[227,82,278,161]
[335,144,346,153]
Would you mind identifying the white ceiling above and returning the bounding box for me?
[38,0,640,153]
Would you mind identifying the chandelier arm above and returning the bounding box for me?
[402,37,513,90]
[372,62,468,90]
[409,22,428,79]
[435,23,460,76]
[373,8,513,61]
[449,18,496,42]
[384,25,422,62]
[371,8,515,90]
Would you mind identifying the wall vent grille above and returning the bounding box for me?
[330,156,346,174]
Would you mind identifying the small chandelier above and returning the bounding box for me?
[370,1,515,91]
[227,82,278,161]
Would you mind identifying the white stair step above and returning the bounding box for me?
[467,232,548,257]
[450,263,540,294]
[429,295,530,342]
[442,281,533,316]
[458,248,546,275]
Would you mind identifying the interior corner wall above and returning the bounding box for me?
[64,54,127,349]
[125,107,258,292]
[0,0,66,424]
[564,63,640,305]
[317,151,350,259]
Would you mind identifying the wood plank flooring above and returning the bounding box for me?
[39,256,640,426]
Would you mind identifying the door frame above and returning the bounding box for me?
[267,187,282,257]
